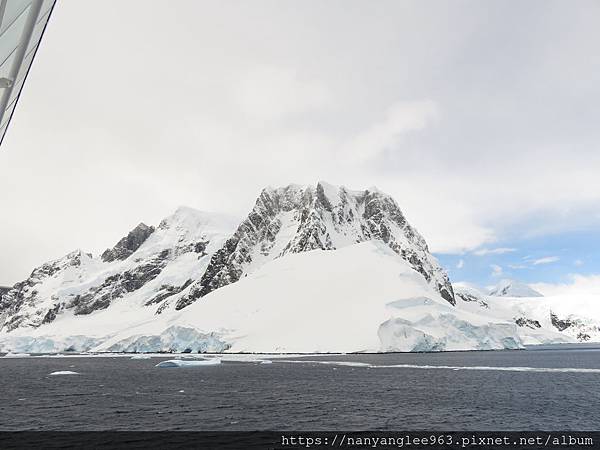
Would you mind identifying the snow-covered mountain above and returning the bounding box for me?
[0,207,237,331]
[0,182,595,353]
[96,242,521,353]
[454,284,600,344]
[174,182,455,310]
[453,283,489,308]
[1,241,522,353]
[489,279,543,298]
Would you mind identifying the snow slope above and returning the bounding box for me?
[0,207,237,331]
[173,182,455,310]
[1,242,522,353]
[454,285,600,344]
[0,182,454,335]
[489,279,543,298]
[1,182,596,353]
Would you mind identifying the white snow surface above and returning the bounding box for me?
[0,207,238,331]
[2,352,31,358]
[1,242,525,353]
[454,285,600,344]
[155,359,221,368]
[489,279,544,298]
[1,185,598,353]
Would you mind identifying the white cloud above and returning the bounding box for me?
[531,274,600,296]
[472,247,516,256]
[456,259,464,269]
[532,256,560,266]
[574,259,584,266]
[347,100,439,161]
[490,264,503,277]
[233,65,333,121]
[1,0,600,283]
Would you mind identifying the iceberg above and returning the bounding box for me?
[155,358,221,368]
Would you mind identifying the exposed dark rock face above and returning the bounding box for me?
[515,317,541,329]
[0,286,11,325]
[549,311,600,342]
[577,332,591,341]
[0,250,91,331]
[0,205,229,332]
[1,183,455,331]
[175,182,455,310]
[101,223,155,262]
[42,304,61,324]
[68,251,170,315]
[454,287,489,308]
[0,286,10,301]
[146,279,193,307]
[1,250,171,327]
[550,312,573,332]
[193,241,208,256]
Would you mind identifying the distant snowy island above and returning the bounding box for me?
[1,182,598,354]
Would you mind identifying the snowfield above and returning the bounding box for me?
[454,284,600,345]
[2,242,524,353]
[1,182,598,354]
[101,241,524,353]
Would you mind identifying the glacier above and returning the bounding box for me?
[1,242,524,353]
[0,182,597,353]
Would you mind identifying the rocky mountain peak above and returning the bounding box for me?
[0,286,10,304]
[453,283,489,308]
[175,182,455,309]
[101,223,155,262]
[1,183,455,332]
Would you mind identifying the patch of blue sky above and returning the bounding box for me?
[435,229,600,288]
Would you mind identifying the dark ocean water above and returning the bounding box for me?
[1,348,599,431]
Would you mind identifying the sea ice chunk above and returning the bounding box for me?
[155,358,221,368]
[3,352,31,358]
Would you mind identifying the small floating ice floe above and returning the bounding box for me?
[49,371,80,376]
[3,352,31,358]
[155,359,221,368]
[130,355,152,360]
[260,360,273,364]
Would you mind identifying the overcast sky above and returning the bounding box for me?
[1,0,599,290]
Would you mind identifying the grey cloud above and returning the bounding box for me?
[0,0,599,283]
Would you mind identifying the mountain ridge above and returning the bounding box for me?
[173,181,454,310]
[489,279,544,298]
[0,182,454,333]
[1,182,595,353]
